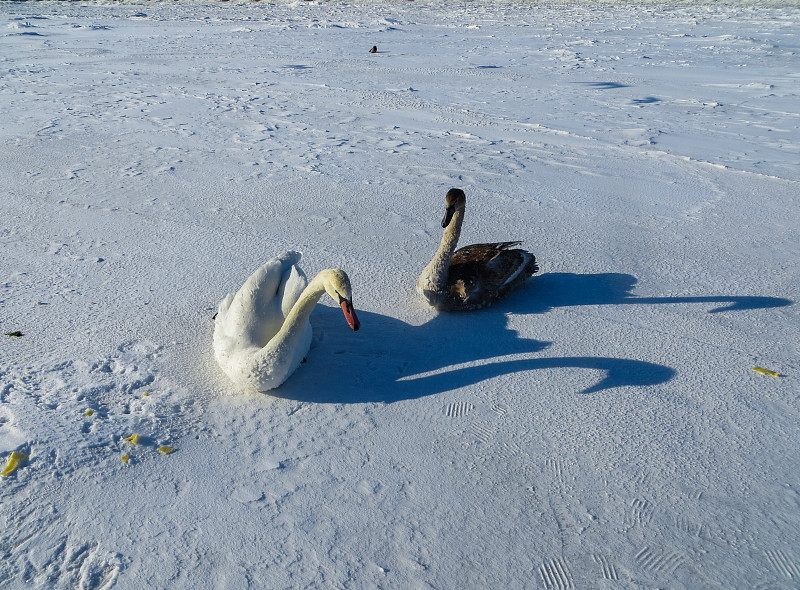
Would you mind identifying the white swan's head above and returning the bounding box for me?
[442,188,466,228]
[321,268,360,332]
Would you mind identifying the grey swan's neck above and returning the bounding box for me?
[416,207,464,305]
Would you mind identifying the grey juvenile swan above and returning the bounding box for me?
[416,188,539,311]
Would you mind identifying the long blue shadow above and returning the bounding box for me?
[510,272,792,314]
[271,304,674,404]
[267,271,790,403]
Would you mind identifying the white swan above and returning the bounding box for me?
[213,251,360,392]
[417,188,539,311]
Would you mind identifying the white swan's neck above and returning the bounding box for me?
[238,270,333,390]
[417,208,464,296]
[272,270,334,345]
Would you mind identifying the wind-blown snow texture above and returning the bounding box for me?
[1,1,798,588]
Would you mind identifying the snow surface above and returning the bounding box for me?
[1,1,799,588]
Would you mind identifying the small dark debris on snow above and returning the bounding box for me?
[4,331,23,338]
[369,46,377,53]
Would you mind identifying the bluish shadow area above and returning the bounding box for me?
[268,272,790,403]
[633,96,662,104]
[581,81,631,90]
[511,272,792,314]
[396,356,674,397]
[272,302,674,404]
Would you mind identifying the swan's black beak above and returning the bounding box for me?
[441,204,456,228]
[340,299,360,331]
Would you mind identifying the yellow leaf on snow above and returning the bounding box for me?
[121,454,130,464]
[124,434,140,445]
[753,366,780,377]
[158,446,175,455]
[1,451,27,476]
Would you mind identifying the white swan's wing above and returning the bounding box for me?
[213,251,316,392]
[279,263,308,319]
[215,252,303,349]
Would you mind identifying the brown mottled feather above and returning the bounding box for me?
[450,241,523,265]
[445,242,538,310]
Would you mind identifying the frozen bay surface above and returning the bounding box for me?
[1,1,799,588]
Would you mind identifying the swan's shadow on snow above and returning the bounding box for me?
[275,305,559,404]
[271,272,791,404]
[515,272,793,315]
[274,306,675,404]
[274,305,673,404]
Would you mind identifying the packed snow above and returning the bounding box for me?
[1,1,798,588]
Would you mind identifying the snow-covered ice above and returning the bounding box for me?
[1,1,798,588]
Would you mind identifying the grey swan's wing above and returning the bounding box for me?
[445,242,539,310]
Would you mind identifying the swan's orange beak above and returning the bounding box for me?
[341,300,360,331]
